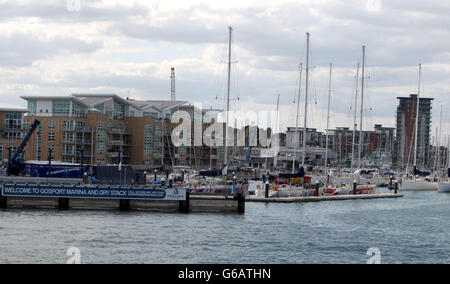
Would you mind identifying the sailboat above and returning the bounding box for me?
[323,46,375,196]
[400,64,437,191]
[438,135,450,193]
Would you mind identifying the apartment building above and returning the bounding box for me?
[21,94,188,169]
[394,94,433,167]
[0,108,29,166]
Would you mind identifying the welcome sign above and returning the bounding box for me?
[1,184,186,201]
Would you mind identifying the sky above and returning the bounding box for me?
[0,0,449,145]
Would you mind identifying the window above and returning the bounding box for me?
[48,144,55,153]
[113,100,125,120]
[48,132,56,142]
[63,121,74,130]
[97,122,106,142]
[48,120,56,130]
[63,132,73,142]
[144,112,158,119]
[27,100,36,115]
[5,112,22,129]
[72,103,86,118]
[97,142,105,155]
[144,125,153,157]
[52,100,70,117]
[96,158,105,165]
[94,103,104,113]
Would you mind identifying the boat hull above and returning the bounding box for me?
[438,182,450,193]
[400,180,437,191]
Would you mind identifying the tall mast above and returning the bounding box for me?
[358,45,366,168]
[302,32,310,166]
[224,26,232,170]
[274,94,280,169]
[413,63,421,175]
[447,135,450,179]
[292,63,303,173]
[351,62,360,169]
[325,63,333,170]
[435,105,443,172]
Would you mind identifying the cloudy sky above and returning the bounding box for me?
[0,0,449,143]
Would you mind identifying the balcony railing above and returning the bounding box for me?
[107,128,132,135]
[106,152,130,158]
[61,151,92,157]
[63,127,94,133]
[62,139,93,145]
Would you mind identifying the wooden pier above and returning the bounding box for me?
[247,193,403,203]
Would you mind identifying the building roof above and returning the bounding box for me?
[20,95,92,108]
[0,108,29,112]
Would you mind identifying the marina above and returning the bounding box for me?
[1,0,450,266]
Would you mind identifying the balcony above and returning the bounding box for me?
[0,125,26,132]
[107,128,132,135]
[63,127,94,133]
[107,152,130,158]
[62,139,93,145]
[62,151,92,157]
[107,140,131,146]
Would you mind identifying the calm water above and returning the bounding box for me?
[0,190,449,264]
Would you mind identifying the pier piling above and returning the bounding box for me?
[0,194,7,209]
[119,199,130,211]
[235,193,245,214]
[58,198,69,210]
[353,181,357,195]
[178,192,190,213]
[394,181,398,194]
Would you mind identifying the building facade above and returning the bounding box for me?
[394,94,433,168]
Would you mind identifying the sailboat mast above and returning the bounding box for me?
[224,26,232,170]
[413,63,421,174]
[274,94,280,169]
[292,64,303,173]
[302,32,310,166]
[358,45,366,168]
[325,63,332,170]
[351,63,360,169]
[435,105,443,172]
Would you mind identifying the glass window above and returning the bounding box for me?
[27,100,36,115]
[5,112,23,129]
[48,132,56,142]
[48,120,56,130]
[52,100,70,117]
[72,103,86,118]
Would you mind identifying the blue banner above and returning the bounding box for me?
[1,184,186,201]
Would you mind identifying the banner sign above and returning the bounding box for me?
[1,184,186,201]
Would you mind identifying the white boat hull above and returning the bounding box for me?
[438,182,450,193]
[400,180,437,191]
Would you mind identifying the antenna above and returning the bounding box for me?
[170,67,176,101]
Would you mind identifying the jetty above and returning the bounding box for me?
[247,193,403,203]
[0,181,245,214]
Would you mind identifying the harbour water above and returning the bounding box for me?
[0,189,449,264]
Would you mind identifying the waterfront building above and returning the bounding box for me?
[394,94,433,168]
[0,108,29,167]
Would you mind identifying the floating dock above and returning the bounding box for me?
[0,182,245,214]
[247,193,403,203]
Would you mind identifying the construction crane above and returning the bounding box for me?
[170,67,176,101]
[7,119,40,176]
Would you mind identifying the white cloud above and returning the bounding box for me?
[0,0,449,136]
